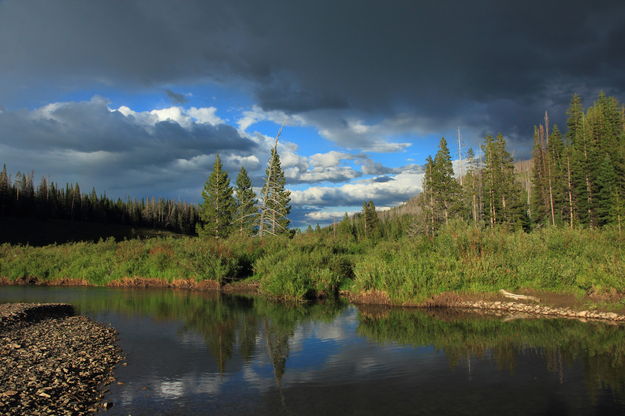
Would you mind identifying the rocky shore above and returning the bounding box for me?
[0,303,123,415]
[455,299,625,322]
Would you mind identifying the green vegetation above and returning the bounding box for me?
[0,93,624,303]
[196,154,237,239]
[1,224,623,304]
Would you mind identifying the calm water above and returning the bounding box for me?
[1,286,625,415]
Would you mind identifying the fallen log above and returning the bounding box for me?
[499,289,540,302]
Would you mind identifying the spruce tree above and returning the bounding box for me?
[258,145,291,236]
[596,154,618,226]
[482,134,526,228]
[461,148,482,224]
[234,167,258,236]
[0,164,9,215]
[337,212,355,238]
[432,137,462,224]
[547,125,566,224]
[418,156,436,235]
[571,113,599,226]
[365,201,380,238]
[530,125,548,225]
[197,155,236,239]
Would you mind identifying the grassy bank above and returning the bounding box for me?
[1,224,624,304]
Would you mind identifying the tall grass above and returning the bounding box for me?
[351,222,625,303]
[0,223,623,302]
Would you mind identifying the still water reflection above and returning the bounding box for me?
[1,286,625,415]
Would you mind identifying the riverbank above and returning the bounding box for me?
[3,278,625,323]
[0,225,623,319]
[0,303,123,415]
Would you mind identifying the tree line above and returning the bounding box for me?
[0,132,292,239]
[0,166,200,234]
[312,92,624,239]
[2,92,621,240]
[411,92,624,234]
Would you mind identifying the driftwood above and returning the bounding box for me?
[499,289,540,302]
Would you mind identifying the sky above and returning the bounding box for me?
[1,0,624,227]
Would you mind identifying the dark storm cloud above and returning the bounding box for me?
[1,0,624,146]
[0,97,257,199]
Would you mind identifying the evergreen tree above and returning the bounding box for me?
[482,134,526,227]
[571,113,599,226]
[365,201,380,238]
[547,125,567,225]
[419,138,462,233]
[596,154,618,226]
[566,94,584,145]
[432,137,462,224]
[258,144,291,236]
[337,212,355,238]
[0,164,9,215]
[418,156,437,235]
[461,148,482,224]
[197,155,236,239]
[234,167,258,236]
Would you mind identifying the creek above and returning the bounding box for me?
[1,286,624,415]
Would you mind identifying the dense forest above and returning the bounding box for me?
[318,92,625,240]
[0,167,199,235]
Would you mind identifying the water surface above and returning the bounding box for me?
[2,286,624,415]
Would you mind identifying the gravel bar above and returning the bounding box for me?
[0,303,123,415]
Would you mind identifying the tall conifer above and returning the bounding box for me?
[258,145,291,236]
[197,155,236,238]
[234,167,258,236]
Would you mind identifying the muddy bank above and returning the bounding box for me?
[1,276,220,290]
[0,303,123,415]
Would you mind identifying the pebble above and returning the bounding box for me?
[458,300,625,322]
[0,303,123,415]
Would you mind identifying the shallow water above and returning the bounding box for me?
[2,286,625,415]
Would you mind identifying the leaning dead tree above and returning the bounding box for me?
[258,124,291,237]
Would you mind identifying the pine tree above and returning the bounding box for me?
[432,137,462,224]
[258,144,291,236]
[234,167,258,236]
[365,201,380,238]
[571,113,599,226]
[566,94,584,144]
[0,164,9,215]
[596,154,618,226]
[197,155,236,239]
[547,125,566,225]
[530,125,549,225]
[482,134,526,227]
[461,148,482,224]
[419,155,436,235]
